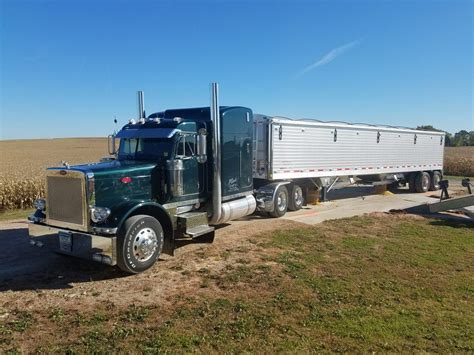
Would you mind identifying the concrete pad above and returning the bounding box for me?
[282,184,472,225]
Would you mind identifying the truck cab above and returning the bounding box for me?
[29,85,257,273]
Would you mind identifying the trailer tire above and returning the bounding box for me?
[288,184,304,211]
[415,172,431,193]
[429,171,442,191]
[408,173,417,192]
[269,185,289,218]
[117,215,164,274]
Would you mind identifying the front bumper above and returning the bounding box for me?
[29,222,117,265]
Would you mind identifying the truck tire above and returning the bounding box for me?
[408,173,417,192]
[288,184,304,211]
[269,185,289,218]
[429,171,442,191]
[117,214,164,274]
[415,172,431,193]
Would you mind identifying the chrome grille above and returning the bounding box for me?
[46,171,87,230]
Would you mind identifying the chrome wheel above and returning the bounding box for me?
[294,186,303,206]
[422,175,430,191]
[133,227,158,262]
[277,191,288,212]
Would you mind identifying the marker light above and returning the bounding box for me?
[120,176,133,184]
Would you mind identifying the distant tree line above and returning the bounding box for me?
[416,125,473,147]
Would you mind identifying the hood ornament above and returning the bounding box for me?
[61,160,70,169]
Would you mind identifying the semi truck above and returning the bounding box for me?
[29,83,445,273]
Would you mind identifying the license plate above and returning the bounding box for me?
[59,232,72,252]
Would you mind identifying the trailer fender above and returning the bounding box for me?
[255,181,292,213]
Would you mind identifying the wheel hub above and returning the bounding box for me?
[133,228,158,262]
[422,175,429,190]
[294,187,303,205]
[277,191,287,211]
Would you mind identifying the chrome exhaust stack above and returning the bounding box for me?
[209,83,222,224]
[137,91,145,119]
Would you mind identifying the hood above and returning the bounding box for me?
[72,159,159,177]
[66,159,162,210]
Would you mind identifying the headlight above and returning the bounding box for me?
[90,206,111,223]
[34,198,46,211]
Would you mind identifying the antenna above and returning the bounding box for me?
[113,115,118,134]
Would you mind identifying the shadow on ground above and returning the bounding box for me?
[0,226,128,292]
[0,223,223,292]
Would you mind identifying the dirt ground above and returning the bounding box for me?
[0,215,303,314]
[1,180,471,320]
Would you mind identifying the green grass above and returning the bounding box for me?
[0,209,34,221]
[444,175,473,181]
[1,215,473,352]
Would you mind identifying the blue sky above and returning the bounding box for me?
[1,0,472,139]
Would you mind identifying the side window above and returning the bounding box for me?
[120,138,138,154]
[176,134,196,157]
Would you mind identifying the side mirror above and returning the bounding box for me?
[108,134,117,155]
[196,128,207,163]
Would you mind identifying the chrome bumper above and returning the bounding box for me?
[28,222,117,265]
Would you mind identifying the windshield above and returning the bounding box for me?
[118,138,171,161]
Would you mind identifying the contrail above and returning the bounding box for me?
[296,39,362,77]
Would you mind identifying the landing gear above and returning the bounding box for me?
[117,215,163,274]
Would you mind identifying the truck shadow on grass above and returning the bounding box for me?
[0,227,126,292]
[0,225,229,292]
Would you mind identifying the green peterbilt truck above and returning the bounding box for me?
[29,83,444,273]
[29,84,264,273]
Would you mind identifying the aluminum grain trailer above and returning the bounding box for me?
[253,115,445,216]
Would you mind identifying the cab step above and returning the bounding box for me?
[176,212,214,239]
[185,224,215,238]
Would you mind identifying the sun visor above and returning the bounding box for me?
[116,128,179,139]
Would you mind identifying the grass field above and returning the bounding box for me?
[1,214,472,352]
[0,138,472,210]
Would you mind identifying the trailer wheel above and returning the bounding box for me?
[117,215,163,274]
[408,173,417,192]
[269,185,289,218]
[288,184,304,211]
[415,172,431,193]
[429,171,442,191]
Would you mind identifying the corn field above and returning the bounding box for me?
[0,138,107,210]
[444,147,474,177]
[0,139,473,211]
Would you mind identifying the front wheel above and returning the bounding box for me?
[117,215,164,274]
[269,185,289,218]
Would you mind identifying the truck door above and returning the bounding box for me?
[221,107,254,198]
